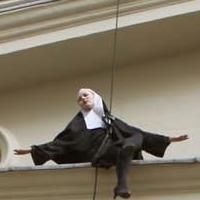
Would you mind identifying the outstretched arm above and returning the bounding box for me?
[14,149,31,155]
[169,134,189,143]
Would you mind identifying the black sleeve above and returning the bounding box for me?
[108,116,170,158]
[31,144,51,165]
[31,140,66,165]
[30,112,86,165]
[30,125,73,165]
[142,131,171,157]
[31,138,75,165]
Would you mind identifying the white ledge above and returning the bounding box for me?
[0,157,200,200]
[1,157,200,173]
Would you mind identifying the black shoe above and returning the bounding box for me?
[113,187,131,199]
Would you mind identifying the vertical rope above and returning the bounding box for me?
[92,167,99,200]
[92,1,121,200]
[109,0,120,113]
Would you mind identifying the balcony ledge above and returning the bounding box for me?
[0,157,200,200]
[1,157,200,172]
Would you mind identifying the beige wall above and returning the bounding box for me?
[1,163,200,200]
[0,49,200,165]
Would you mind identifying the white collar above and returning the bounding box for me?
[81,91,105,129]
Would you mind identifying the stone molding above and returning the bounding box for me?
[0,162,200,200]
[0,0,191,43]
[0,127,20,167]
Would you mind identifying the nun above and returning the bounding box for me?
[14,88,189,199]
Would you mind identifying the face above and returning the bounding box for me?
[78,89,95,111]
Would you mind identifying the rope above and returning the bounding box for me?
[92,0,121,200]
[92,167,99,200]
[109,0,121,113]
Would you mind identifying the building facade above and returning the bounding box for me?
[0,0,200,199]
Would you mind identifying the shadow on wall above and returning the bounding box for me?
[0,127,21,167]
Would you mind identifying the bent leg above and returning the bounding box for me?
[114,133,143,199]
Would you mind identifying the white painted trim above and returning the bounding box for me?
[0,127,20,167]
[0,161,200,200]
[0,0,200,55]
[0,157,199,172]
[0,0,195,42]
[0,0,55,13]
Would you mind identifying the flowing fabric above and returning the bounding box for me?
[31,113,170,165]
[31,89,170,166]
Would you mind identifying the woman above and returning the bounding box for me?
[14,88,188,199]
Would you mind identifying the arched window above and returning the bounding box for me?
[0,127,20,167]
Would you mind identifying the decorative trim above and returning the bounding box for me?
[0,0,56,13]
[0,127,20,167]
[0,0,193,43]
[0,157,200,171]
[0,162,200,199]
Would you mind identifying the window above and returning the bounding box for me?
[0,127,19,166]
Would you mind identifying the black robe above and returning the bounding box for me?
[31,112,170,166]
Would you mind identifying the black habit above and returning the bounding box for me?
[30,111,170,166]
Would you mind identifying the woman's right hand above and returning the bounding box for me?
[14,149,31,155]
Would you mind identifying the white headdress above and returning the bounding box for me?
[78,88,106,129]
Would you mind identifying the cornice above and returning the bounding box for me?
[0,0,192,43]
[0,162,200,199]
